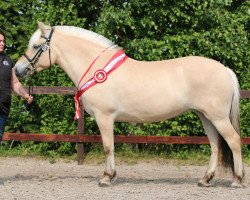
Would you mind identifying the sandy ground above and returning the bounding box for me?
[0,157,249,200]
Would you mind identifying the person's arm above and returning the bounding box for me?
[11,68,33,104]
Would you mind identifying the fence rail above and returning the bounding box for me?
[24,86,250,98]
[3,133,250,144]
[3,86,250,164]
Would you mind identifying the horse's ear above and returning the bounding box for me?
[37,22,51,34]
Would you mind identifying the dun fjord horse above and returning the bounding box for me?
[14,22,244,187]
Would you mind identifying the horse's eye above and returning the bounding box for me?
[33,44,41,49]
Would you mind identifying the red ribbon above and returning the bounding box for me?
[74,49,128,120]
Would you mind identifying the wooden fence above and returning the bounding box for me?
[2,86,250,164]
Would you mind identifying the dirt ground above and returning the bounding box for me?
[0,157,249,200]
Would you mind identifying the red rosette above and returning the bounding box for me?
[94,69,107,83]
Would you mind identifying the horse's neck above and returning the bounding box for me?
[54,35,110,86]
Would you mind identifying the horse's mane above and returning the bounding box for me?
[55,26,116,48]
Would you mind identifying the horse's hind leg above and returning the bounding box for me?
[196,112,219,187]
[211,118,244,187]
[95,114,116,187]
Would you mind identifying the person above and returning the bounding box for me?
[0,30,33,141]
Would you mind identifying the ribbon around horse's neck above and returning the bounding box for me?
[74,49,128,120]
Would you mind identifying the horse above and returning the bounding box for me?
[14,22,244,188]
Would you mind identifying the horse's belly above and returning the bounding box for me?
[116,110,189,123]
[115,99,189,123]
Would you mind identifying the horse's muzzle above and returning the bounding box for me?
[14,65,29,79]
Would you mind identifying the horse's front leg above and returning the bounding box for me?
[95,114,116,187]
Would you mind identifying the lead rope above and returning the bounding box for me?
[25,84,32,110]
[21,79,33,112]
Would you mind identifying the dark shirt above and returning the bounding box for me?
[0,53,13,115]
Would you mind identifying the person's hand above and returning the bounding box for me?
[25,95,33,104]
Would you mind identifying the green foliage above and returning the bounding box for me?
[0,0,249,156]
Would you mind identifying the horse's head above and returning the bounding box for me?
[15,22,56,78]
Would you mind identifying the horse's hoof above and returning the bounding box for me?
[99,176,111,187]
[198,179,211,187]
[231,182,244,188]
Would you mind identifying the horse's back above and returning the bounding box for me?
[119,55,231,96]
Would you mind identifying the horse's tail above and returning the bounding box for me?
[227,68,240,134]
[218,68,241,173]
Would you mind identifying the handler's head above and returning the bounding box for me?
[0,30,6,53]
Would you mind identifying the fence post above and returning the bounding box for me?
[77,102,84,165]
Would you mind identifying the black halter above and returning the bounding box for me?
[23,27,54,76]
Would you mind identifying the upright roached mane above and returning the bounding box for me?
[29,26,117,49]
[14,22,244,188]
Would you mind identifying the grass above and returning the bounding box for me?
[83,149,211,166]
[0,142,249,166]
[89,149,250,165]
